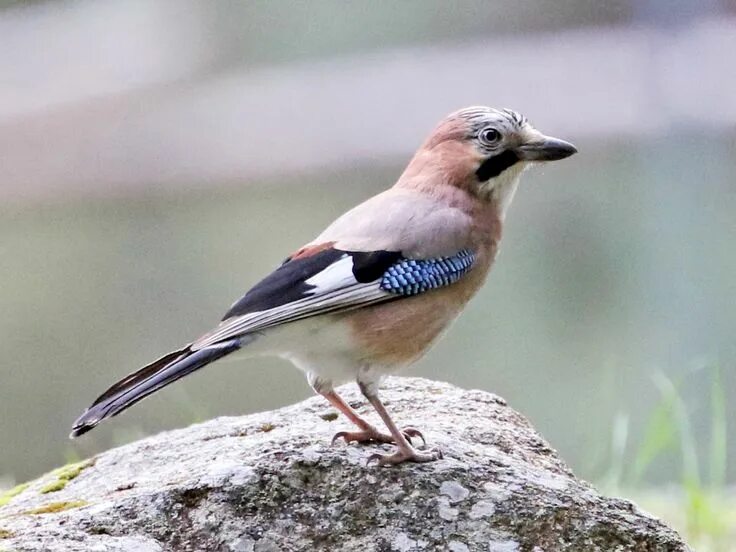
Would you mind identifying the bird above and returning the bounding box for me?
[70,106,576,466]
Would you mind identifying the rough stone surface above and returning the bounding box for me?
[0,377,690,551]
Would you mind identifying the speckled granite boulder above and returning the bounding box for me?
[0,377,689,551]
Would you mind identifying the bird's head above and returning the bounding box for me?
[399,106,576,211]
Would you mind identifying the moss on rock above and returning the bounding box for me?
[0,484,29,508]
[39,481,67,494]
[39,459,95,494]
[24,501,89,515]
[51,459,95,481]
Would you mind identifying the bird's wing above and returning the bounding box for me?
[192,246,476,350]
[192,190,475,350]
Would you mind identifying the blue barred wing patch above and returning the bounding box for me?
[380,250,476,296]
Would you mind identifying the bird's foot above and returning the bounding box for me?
[331,426,425,446]
[367,444,443,466]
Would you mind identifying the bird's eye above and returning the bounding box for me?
[479,128,501,145]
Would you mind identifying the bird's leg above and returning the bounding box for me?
[320,389,424,446]
[358,382,441,466]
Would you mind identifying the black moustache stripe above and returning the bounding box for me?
[476,150,519,182]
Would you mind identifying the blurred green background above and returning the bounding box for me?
[1,0,735,548]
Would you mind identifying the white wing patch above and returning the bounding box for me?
[303,255,357,292]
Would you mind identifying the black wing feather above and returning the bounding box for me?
[222,248,400,320]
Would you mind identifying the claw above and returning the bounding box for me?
[331,431,350,446]
[366,452,384,466]
[402,427,426,446]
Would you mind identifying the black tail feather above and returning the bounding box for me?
[70,339,241,438]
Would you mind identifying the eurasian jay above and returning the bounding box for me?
[71,106,576,465]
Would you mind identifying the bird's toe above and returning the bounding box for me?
[367,445,442,467]
[331,428,393,445]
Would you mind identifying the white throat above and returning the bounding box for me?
[480,162,528,219]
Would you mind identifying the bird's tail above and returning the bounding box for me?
[70,338,242,438]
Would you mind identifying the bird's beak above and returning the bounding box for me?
[516,135,577,162]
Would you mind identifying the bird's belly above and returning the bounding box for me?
[243,316,365,386]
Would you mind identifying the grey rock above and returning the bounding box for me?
[437,496,460,522]
[439,480,470,504]
[0,377,691,551]
[487,540,519,552]
[469,500,496,520]
[393,531,418,551]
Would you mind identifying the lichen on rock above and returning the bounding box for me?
[0,377,691,551]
